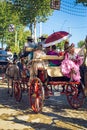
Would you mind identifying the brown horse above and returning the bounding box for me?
[6,63,20,96]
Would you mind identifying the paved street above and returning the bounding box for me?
[0,82,87,130]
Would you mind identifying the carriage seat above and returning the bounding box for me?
[39,55,64,77]
[45,66,63,77]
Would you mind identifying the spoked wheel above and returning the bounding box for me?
[13,81,22,102]
[66,83,85,109]
[7,78,13,97]
[29,78,44,113]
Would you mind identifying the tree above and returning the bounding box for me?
[6,25,31,53]
[11,0,53,40]
[0,0,31,52]
[77,40,85,48]
[0,0,21,47]
[76,0,87,6]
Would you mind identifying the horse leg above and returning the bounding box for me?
[7,78,9,94]
[7,78,13,96]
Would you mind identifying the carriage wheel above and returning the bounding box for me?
[7,79,13,97]
[29,78,44,113]
[66,83,85,109]
[13,81,22,102]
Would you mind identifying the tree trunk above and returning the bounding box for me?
[29,23,33,37]
[33,18,37,43]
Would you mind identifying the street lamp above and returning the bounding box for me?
[8,24,15,32]
[8,24,17,46]
[8,24,19,47]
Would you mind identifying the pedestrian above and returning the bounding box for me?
[17,56,30,78]
[6,47,13,62]
[13,52,18,61]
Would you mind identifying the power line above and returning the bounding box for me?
[60,0,87,17]
[68,26,87,29]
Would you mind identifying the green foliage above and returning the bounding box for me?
[76,0,87,6]
[56,40,66,50]
[0,0,53,50]
[6,27,31,52]
[77,40,85,48]
[13,0,53,25]
[0,0,21,47]
[11,45,19,54]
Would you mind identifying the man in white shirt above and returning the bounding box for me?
[24,36,36,49]
[24,36,37,58]
[39,36,46,45]
[6,48,13,62]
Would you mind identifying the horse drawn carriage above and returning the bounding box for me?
[6,33,87,113]
[6,53,86,113]
[29,55,86,112]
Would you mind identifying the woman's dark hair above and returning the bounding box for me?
[52,45,56,50]
[64,41,69,51]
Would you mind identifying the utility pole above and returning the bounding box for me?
[33,18,37,43]
[68,26,71,42]
[68,27,71,34]
[39,22,42,37]
[15,30,17,46]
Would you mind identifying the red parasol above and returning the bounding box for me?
[43,31,71,47]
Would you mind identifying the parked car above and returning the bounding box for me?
[0,48,9,79]
[0,48,8,65]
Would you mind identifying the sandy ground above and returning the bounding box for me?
[0,81,87,130]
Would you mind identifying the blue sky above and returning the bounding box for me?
[1,0,87,48]
[37,4,87,47]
